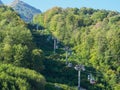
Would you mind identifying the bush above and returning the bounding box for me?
[0,64,46,90]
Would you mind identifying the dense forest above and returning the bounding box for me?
[0,6,120,90]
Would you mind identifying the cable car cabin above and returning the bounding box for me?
[67,63,73,67]
[90,79,96,84]
[88,75,91,80]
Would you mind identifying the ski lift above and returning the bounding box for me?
[88,74,91,80]
[88,74,96,84]
[90,78,96,84]
[74,64,85,71]
[68,50,72,56]
[55,45,58,49]
[47,36,51,41]
[64,46,69,51]
[67,62,73,67]
[57,40,59,44]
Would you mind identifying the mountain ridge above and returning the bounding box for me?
[0,0,3,5]
[8,0,41,22]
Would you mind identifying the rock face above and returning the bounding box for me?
[8,0,41,22]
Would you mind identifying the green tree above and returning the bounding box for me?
[0,64,46,90]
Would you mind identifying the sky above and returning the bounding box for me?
[2,0,120,12]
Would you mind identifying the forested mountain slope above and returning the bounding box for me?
[0,5,120,90]
[33,7,120,90]
[0,6,46,90]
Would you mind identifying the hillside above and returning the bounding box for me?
[0,5,120,90]
[0,6,46,90]
[33,7,120,90]
[8,0,41,22]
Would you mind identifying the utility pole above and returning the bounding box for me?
[53,37,58,54]
[78,70,81,90]
[65,46,69,64]
[64,46,72,65]
[74,64,85,90]
[88,73,96,84]
[36,24,39,30]
[54,38,56,54]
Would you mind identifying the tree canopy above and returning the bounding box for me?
[0,5,120,90]
[33,7,120,90]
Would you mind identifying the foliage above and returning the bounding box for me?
[0,64,46,90]
[33,7,120,90]
[0,5,120,90]
[0,6,44,72]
